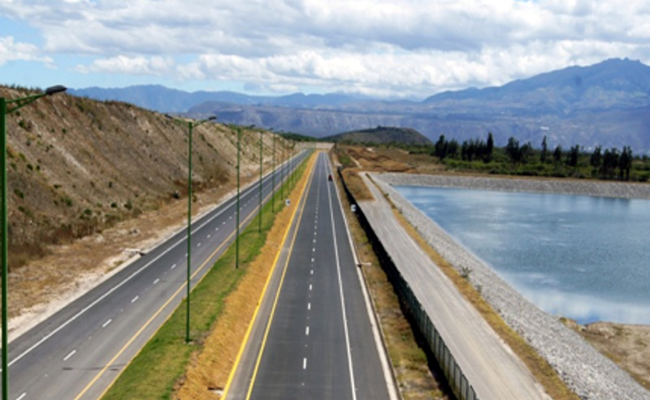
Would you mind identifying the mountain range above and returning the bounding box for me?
[71,58,650,153]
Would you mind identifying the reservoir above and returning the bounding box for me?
[395,186,650,325]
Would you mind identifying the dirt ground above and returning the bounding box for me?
[7,176,259,342]
[562,319,650,391]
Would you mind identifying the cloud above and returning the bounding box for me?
[3,0,650,96]
[0,36,52,66]
[76,55,174,75]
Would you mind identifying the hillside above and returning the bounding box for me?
[1,85,288,271]
[324,126,432,146]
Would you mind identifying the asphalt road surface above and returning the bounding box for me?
[2,151,308,400]
[360,173,550,400]
[226,153,393,400]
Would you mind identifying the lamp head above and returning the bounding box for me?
[45,85,67,96]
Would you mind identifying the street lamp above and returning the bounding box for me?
[164,114,216,343]
[258,129,263,233]
[1,84,67,399]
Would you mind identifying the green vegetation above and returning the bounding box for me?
[433,133,650,182]
[326,126,432,147]
[279,131,318,142]
[101,160,308,400]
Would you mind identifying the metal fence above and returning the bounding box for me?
[338,169,478,400]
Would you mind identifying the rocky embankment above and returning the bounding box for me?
[373,173,650,400]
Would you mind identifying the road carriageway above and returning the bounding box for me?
[4,151,308,400]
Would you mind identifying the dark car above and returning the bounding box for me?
[328,174,333,181]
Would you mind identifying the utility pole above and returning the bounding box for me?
[236,127,241,269]
[272,132,275,213]
[259,129,262,233]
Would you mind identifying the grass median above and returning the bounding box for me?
[101,154,313,400]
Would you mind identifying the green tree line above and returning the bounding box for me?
[431,133,649,182]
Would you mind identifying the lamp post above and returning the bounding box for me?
[1,85,67,399]
[235,127,241,269]
[258,129,263,233]
[272,130,275,213]
[164,114,216,343]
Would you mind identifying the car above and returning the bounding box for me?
[328,174,333,181]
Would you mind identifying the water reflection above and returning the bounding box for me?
[396,186,650,325]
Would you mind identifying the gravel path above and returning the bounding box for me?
[371,173,650,400]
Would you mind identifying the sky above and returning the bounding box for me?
[1,0,649,99]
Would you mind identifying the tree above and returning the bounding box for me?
[540,135,548,163]
[485,132,494,163]
[566,145,580,168]
[619,146,633,180]
[506,137,521,163]
[434,135,447,160]
[601,148,619,178]
[553,145,563,164]
[590,145,602,168]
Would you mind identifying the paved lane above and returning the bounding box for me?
[236,153,392,400]
[3,151,308,400]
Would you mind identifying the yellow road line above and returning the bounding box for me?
[74,159,307,400]
[243,154,319,400]
[221,152,317,399]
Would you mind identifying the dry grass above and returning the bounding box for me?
[561,319,650,391]
[386,199,580,400]
[175,153,316,400]
[333,154,451,400]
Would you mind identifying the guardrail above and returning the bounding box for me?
[337,167,478,400]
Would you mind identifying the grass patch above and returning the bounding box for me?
[384,193,580,400]
[101,154,313,400]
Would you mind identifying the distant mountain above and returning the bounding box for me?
[70,58,650,153]
[187,58,650,154]
[69,85,372,113]
[324,127,432,146]
[424,58,650,113]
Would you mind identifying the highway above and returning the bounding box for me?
[2,151,308,400]
[225,153,394,400]
[360,173,550,400]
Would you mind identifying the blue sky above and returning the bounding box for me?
[1,0,649,99]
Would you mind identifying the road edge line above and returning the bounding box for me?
[221,151,316,399]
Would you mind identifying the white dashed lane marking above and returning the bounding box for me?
[303,357,308,370]
[305,326,310,336]
[308,302,311,310]
[63,349,77,361]
[171,264,176,270]
[131,296,139,303]
[17,392,26,400]
[154,278,160,285]
[102,319,112,328]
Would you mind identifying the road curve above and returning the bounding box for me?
[3,151,308,400]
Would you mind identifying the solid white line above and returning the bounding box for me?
[326,164,358,400]
[328,161,399,400]
[102,319,112,328]
[303,357,308,370]
[154,278,160,285]
[63,349,77,361]
[171,264,176,270]
[16,392,26,400]
[305,326,310,336]
[131,296,139,303]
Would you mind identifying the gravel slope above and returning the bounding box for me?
[372,173,650,400]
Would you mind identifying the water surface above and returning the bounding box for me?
[395,186,650,325]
